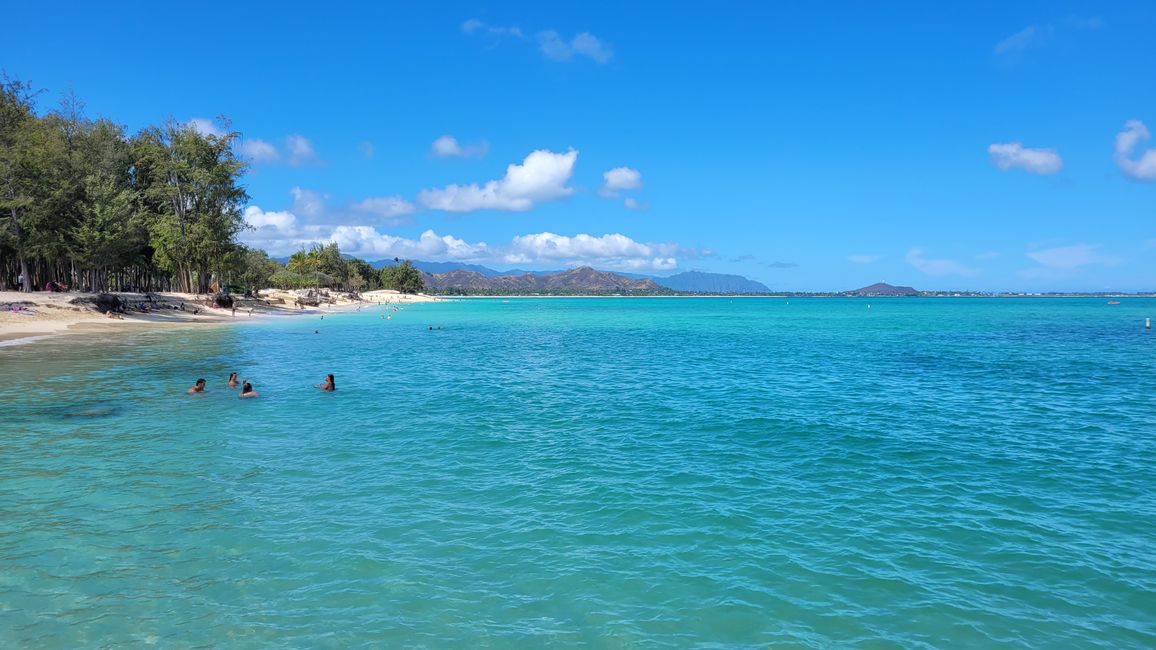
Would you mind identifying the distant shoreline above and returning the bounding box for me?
[446,293,1155,299]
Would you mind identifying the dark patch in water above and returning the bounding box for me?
[51,404,123,420]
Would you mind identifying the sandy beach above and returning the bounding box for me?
[0,289,438,346]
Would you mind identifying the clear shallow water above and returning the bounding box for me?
[1,297,1154,648]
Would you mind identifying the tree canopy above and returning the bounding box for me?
[0,77,421,297]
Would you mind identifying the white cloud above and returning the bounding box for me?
[431,135,489,158]
[463,18,611,64]
[1027,244,1118,269]
[906,248,980,277]
[848,255,880,264]
[506,232,678,271]
[285,134,318,166]
[240,138,279,162]
[329,227,488,260]
[1114,120,1156,181]
[351,196,417,226]
[988,142,1063,174]
[289,187,327,220]
[243,205,297,232]
[241,204,679,271]
[187,118,225,137]
[238,135,319,166]
[600,166,642,197]
[462,18,524,39]
[358,141,375,158]
[624,198,641,210]
[419,148,578,212]
[994,25,1052,54]
[537,30,612,63]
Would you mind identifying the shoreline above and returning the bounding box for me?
[0,289,439,347]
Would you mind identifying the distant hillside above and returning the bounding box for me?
[424,266,671,294]
[654,271,770,293]
[370,260,506,276]
[846,282,917,296]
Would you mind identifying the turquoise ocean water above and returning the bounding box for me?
[1,297,1154,648]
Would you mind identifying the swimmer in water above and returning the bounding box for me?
[227,372,239,388]
[317,374,335,391]
[239,381,259,398]
[187,378,207,394]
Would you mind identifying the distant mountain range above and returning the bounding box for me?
[370,260,772,294]
[657,271,771,293]
[420,266,670,294]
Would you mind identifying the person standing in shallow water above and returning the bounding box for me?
[317,374,335,391]
[187,378,207,394]
[227,372,239,388]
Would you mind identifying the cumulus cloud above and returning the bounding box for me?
[289,187,326,220]
[906,248,980,277]
[1026,244,1118,269]
[419,148,578,212]
[237,135,320,166]
[240,138,279,162]
[506,232,677,271]
[351,196,417,226]
[988,142,1063,174]
[329,227,488,260]
[186,118,225,137]
[538,32,612,63]
[285,135,318,166]
[462,18,611,64]
[600,166,642,197]
[848,254,881,264]
[241,203,681,271]
[538,30,613,63]
[430,135,489,158]
[240,203,482,260]
[1114,120,1156,181]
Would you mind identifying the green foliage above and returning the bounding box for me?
[0,76,253,293]
[379,259,424,294]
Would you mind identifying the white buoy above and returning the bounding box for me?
[1147,317,1151,330]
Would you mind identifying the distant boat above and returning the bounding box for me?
[1107,300,1121,305]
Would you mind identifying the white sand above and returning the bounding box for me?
[0,289,439,345]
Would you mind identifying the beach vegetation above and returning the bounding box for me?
[379,259,424,294]
[0,78,251,294]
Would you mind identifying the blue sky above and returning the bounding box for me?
[3,1,1154,291]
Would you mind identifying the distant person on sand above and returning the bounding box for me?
[228,372,239,388]
[317,374,335,391]
[239,381,259,398]
[187,378,207,394]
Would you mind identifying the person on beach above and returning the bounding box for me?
[317,374,335,391]
[239,381,259,398]
[227,372,239,388]
[187,378,207,394]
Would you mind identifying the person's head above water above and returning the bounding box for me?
[187,378,206,394]
[319,373,335,391]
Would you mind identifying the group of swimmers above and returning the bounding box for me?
[187,372,335,398]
